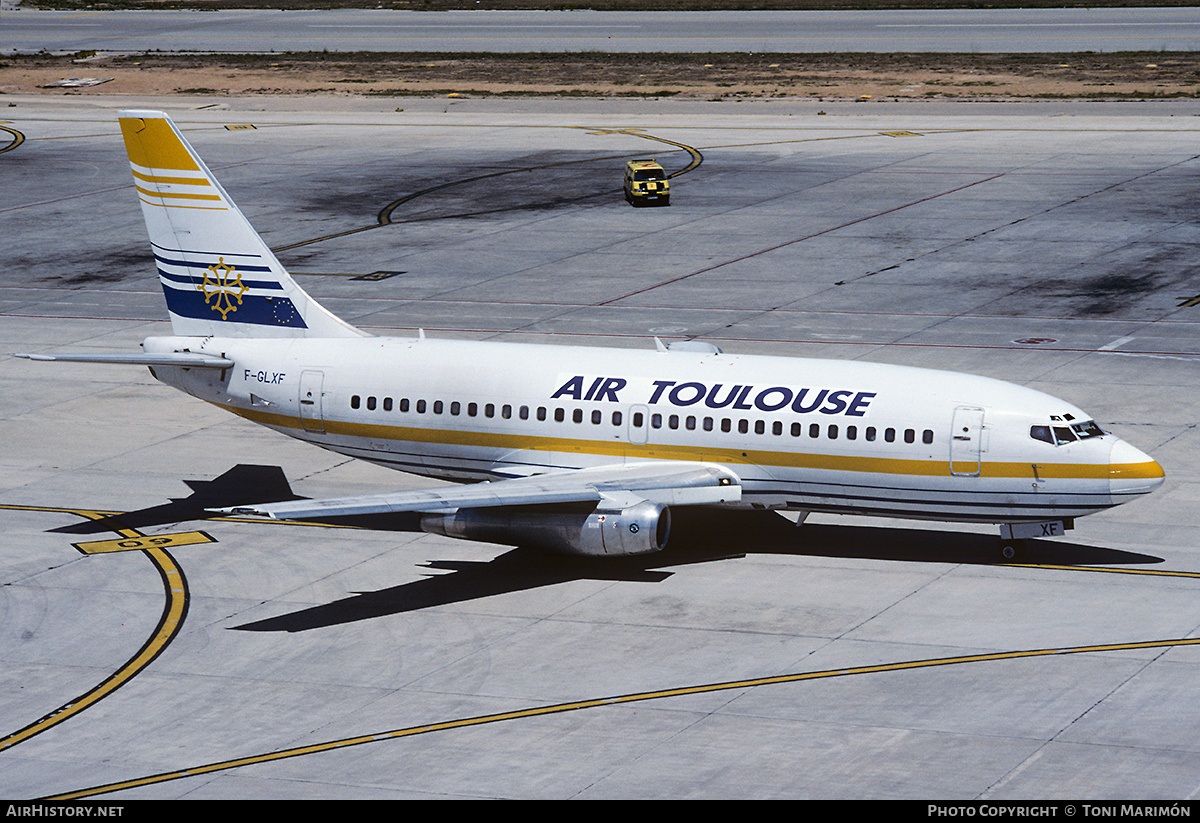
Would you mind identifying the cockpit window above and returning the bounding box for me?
[1030,425,1054,445]
[1031,419,1105,446]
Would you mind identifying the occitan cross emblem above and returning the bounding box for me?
[196,258,248,319]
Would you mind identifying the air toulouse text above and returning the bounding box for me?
[551,375,877,417]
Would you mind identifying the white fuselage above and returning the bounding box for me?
[144,334,1164,526]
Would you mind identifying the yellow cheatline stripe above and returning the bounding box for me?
[137,196,227,212]
[224,404,1153,483]
[0,511,190,755]
[134,184,222,202]
[41,634,1200,801]
[130,168,213,187]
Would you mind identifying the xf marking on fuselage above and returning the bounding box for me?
[245,370,286,385]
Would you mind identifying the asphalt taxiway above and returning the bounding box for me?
[10,8,1200,54]
[2,95,1200,799]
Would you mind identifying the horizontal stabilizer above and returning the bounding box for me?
[219,462,742,520]
[14,351,234,368]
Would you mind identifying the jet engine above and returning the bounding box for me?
[420,501,671,557]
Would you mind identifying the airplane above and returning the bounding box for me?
[16,110,1166,560]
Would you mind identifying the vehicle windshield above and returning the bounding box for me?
[634,169,665,181]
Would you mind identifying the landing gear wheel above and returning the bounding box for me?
[1000,540,1026,562]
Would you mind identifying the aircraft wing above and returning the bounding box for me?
[219,461,742,520]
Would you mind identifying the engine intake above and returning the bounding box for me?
[420,501,671,557]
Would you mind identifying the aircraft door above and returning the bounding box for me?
[950,406,984,477]
[299,370,325,434]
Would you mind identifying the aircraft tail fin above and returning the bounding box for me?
[118,110,366,339]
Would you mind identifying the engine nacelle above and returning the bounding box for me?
[420,502,671,557]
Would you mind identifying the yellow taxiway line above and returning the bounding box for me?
[42,633,1200,801]
[5,501,1198,799]
[0,508,192,754]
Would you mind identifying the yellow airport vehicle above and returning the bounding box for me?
[623,160,670,206]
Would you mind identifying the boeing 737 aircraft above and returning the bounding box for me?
[17,111,1166,558]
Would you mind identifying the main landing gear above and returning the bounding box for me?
[999,539,1026,562]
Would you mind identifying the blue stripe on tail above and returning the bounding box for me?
[161,282,309,328]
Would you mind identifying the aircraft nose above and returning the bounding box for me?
[1109,438,1165,503]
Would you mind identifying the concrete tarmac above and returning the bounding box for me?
[2,95,1200,800]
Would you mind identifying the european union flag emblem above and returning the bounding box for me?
[265,296,306,328]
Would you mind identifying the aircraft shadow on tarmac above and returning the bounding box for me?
[230,510,1163,633]
[43,464,1161,632]
[52,464,302,535]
